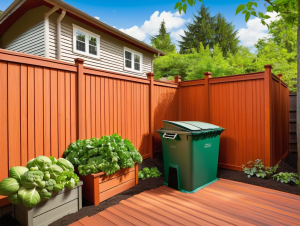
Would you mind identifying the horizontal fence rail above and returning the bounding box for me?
[0,49,290,183]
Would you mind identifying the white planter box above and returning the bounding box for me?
[13,181,83,226]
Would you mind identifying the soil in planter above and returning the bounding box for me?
[1,153,299,226]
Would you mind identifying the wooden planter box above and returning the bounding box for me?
[13,181,83,226]
[79,163,138,205]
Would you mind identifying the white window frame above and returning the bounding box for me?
[123,47,143,73]
[72,24,100,59]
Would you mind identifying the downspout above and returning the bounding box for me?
[151,53,160,73]
[45,6,59,58]
[57,10,66,60]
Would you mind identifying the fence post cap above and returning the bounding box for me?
[146,72,155,77]
[74,58,85,64]
[204,72,213,76]
[278,74,283,77]
[264,64,272,69]
[174,75,182,79]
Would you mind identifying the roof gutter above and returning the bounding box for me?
[0,0,26,24]
[43,0,166,56]
[45,5,59,58]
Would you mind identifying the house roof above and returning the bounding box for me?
[0,0,166,56]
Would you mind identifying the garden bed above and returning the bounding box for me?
[1,153,298,226]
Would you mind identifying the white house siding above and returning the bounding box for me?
[48,12,153,78]
[2,6,46,57]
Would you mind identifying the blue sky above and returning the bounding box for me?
[0,0,274,49]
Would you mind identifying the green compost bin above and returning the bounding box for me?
[157,121,224,193]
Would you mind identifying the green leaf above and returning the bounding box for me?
[187,0,193,7]
[251,11,257,17]
[181,0,186,2]
[174,2,182,10]
[263,15,271,19]
[258,12,264,18]
[246,2,253,10]
[179,6,183,14]
[236,4,246,15]
[252,2,257,7]
[266,5,273,12]
[183,3,187,14]
[242,10,248,14]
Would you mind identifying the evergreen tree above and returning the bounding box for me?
[179,5,239,55]
[150,20,176,53]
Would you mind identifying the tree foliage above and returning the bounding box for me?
[154,16,297,91]
[179,5,239,55]
[150,20,176,54]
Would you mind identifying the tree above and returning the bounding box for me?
[179,5,239,55]
[150,20,176,53]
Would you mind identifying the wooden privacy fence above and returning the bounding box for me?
[179,67,289,170]
[0,49,289,182]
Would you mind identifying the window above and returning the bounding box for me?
[73,24,100,58]
[124,48,142,73]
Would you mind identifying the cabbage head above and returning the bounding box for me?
[22,187,41,208]
[20,171,44,188]
[8,193,21,204]
[9,166,28,183]
[18,186,27,200]
[66,178,75,189]
[57,159,74,172]
[26,159,35,169]
[0,178,20,196]
[49,165,63,179]
[34,156,52,171]
[39,188,52,201]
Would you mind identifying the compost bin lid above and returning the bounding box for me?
[162,120,221,131]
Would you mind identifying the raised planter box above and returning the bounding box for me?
[79,163,138,205]
[13,181,83,226]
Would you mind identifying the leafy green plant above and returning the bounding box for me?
[272,172,299,185]
[0,156,79,208]
[138,167,162,180]
[64,134,143,176]
[242,159,278,179]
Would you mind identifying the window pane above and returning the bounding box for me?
[76,40,85,52]
[134,63,140,71]
[125,59,131,68]
[125,51,132,60]
[134,54,140,63]
[89,45,97,55]
[89,36,97,46]
[76,31,85,52]
[76,31,85,42]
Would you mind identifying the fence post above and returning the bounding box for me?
[147,72,155,159]
[75,58,85,140]
[174,75,182,83]
[174,76,181,120]
[264,65,272,167]
[204,72,212,123]
[278,74,283,159]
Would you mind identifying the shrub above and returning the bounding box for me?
[242,159,278,179]
[272,172,299,185]
[138,167,162,180]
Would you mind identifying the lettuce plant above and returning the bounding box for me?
[0,155,79,209]
[64,134,143,176]
[272,172,299,186]
[242,159,278,179]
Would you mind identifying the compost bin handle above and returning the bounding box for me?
[163,133,177,139]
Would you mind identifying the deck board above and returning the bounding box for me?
[71,179,300,226]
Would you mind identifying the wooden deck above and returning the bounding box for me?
[70,179,300,226]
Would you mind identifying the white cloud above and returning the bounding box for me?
[119,11,186,41]
[120,25,147,40]
[171,29,185,42]
[238,12,279,47]
[94,16,100,20]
